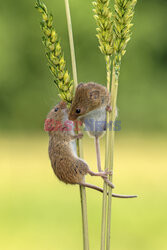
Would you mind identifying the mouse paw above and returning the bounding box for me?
[77,133,83,139]
[104,168,113,176]
[106,105,112,113]
[105,170,113,176]
[99,171,108,178]
[105,179,115,188]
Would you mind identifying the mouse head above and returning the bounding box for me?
[44,101,68,132]
[47,101,67,120]
[68,82,109,121]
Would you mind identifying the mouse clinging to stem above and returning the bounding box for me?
[45,101,115,192]
[68,82,112,137]
[68,82,114,176]
[45,101,137,198]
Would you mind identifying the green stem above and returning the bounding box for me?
[101,55,111,250]
[101,181,108,250]
[64,0,78,90]
[64,1,89,250]
[106,60,119,250]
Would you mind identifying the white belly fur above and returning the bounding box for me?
[82,107,106,137]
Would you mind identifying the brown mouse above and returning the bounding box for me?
[68,82,112,138]
[68,82,113,175]
[68,83,137,198]
[45,101,136,198]
[45,101,114,190]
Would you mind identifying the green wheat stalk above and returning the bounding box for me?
[36,1,89,249]
[35,0,74,104]
[93,1,113,249]
[93,0,113,56]
[64,1,89,250]
[106,1,137,249]
[93,0,137,250]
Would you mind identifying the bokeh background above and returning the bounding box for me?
[0,0,167,249]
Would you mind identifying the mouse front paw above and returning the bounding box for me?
[106,105,112,113]
[104,168,113,176]
[76,133,83,139]
[99,171,108,178]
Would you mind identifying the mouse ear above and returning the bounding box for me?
[89,90,100,100]
[59,101,67,109]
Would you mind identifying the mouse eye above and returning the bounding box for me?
[76,108,81,114]
[54,107,59,112]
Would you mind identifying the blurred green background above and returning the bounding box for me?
[0,0,167,249]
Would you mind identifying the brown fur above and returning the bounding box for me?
[46,102,89,185]
[68,82,110,121]
[45,101,137,198]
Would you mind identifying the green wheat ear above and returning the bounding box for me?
[93,0,113,56]
[113,0,137,74]
[35,0,74,104]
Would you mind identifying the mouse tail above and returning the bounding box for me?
[79,183,137,198]
[80,182,104,193]
[112,193,137,198]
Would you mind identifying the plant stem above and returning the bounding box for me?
[101,55,111,250]
[64,1,89,250]
[95,136,102,172]
[64,0,78,90]
[106,60,119,250]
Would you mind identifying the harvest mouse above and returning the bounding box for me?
[68,82,114,176]
[68,82,112,138]
[45,101,136,198]
[45,101,114,191]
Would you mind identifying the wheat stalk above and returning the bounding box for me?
[93,1,113,249]
[93,0,137,249]
[35,0,73,104]
[64,1,89,249]
[36,1,89,249]
[106,1,137,249]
